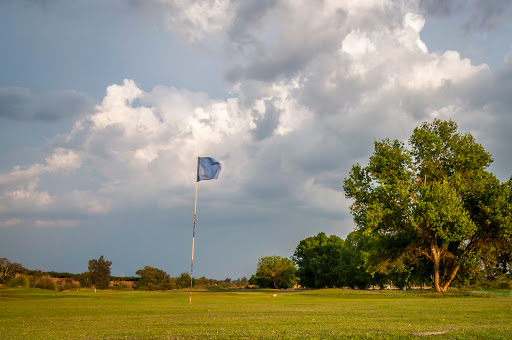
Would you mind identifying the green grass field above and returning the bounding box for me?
[1,288,511,339]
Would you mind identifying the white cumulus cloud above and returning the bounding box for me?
[1,0,510,237]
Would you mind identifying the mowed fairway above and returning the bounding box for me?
[1,288,511,339]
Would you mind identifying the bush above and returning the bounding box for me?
[76,272,91,288]
[56,278,80,291]
[112,282,131,290]
[471,279,512,291]
[194,276,212,289]
[33,276,57,291]
[497,281,512,290]
[136,266,174,290]
[7,275,29,288]
[175,272,192,289]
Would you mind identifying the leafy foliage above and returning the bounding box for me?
[87,256,112,289]
[292,232,344,288]
[175,272,192,289]
[136,266,174,290]
[33,275,57,291]
[336,231,376,289]
[0,258,26,285]
[7,274,29,288]
[253,256,296,288]
[343,119,512,292]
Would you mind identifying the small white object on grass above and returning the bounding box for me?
[273,294,276,297]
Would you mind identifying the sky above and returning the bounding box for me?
[1,0,511,280]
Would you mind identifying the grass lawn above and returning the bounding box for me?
[1,288,511,339]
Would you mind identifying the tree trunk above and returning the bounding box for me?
[442,264,461,292]
[430,244,443,293]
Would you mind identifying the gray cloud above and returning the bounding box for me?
[464,56,512,181]
[251,100,281,140]
[227,0,279,49]
[128,0,233,42]
[226,51,314,83]
[418,0,466,18]
[492,62,512,109]
[462,0,512,32]
[21,0,60,5]
[225,3,348,84]
[0,87,93,123]
[419,0,512,32]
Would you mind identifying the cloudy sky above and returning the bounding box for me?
[1,0,511,280]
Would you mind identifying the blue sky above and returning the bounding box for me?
[1,0,511,279]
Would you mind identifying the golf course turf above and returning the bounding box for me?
[1,288,511,339]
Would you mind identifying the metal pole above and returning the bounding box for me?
[190,178,199,304]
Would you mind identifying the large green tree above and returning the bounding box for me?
[175,272,192,289]
[336,231,378,289]
[0,258,25,285]
[136,266,174,290]
[292,232,344,288]
[253,256,296,289]
[88,256,112,289]
[344,120,512,292]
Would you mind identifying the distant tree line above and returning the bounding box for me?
[134,266,249,290]
[0,256,249,291]
[0,257,79,291]
[287,226,512,291]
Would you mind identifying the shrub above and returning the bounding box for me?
[471,279,512,291]
[7,275,29,288]
[76,272,93,288]
[112,282,131,290]
[175,272,192,289]
[194,276,212,289]
[56,278,80,291]
[136,266,174,290]
[497,281,512,290]
[33,276,57,291]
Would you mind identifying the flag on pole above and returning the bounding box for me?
[197,157,222,182]
[190,156,222,304]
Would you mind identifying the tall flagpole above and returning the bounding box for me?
[189,156,221,304]
[190,161,199,304]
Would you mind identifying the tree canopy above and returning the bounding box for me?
[252,256,296,289]
[136,266,173,290]
[292,232,344,288]
[88,256,112,289]
[0,258,26,285]
[343,119,512,292]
